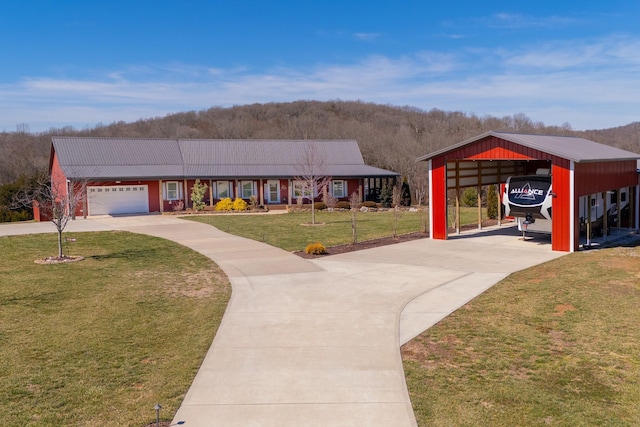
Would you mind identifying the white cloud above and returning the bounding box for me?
[353,32,381,41]
[1,35,639,132]
[488,12,583,29]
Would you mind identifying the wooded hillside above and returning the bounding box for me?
[1,100,638,188]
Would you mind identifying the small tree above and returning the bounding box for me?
[401,178,412,206]
[323,191,337,210]
[349,191,359,244]
[462,187,478,207]
[390,184,406,238]
[294,143,331,224]
[380,181,393,208]
[14,174,87,259]
[413,169,429,207]
[487,184,499,219]
[191,179,208,211]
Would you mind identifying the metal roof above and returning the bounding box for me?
[417,131,640,163]
[52,137,398,179]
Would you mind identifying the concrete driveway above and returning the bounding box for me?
[1,216,564,426]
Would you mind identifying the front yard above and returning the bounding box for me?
[0,231,230,426]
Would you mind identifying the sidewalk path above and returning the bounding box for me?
[1,216,564,426]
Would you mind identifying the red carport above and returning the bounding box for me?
[417,131,640,252]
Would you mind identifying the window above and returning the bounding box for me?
[241,181,254,199]
[166,181,180,200]
[217,181,229,199]
[332,180,346,198]
[293,180,308,198]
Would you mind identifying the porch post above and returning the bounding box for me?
[260,179,264,205]
[183,179,188,208]
[158,180,164,213]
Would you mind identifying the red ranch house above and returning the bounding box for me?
[418,131,640,253]
[45,137,398,218]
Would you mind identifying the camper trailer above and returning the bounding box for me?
[503,170,629,237]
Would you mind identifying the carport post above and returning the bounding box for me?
[603,192,608,242]
[455,188,460,234]
[631,185,640,230]
[630,186,635,231]
[477,185,482,230]
[587,195,592,246]
[496,184,501,227]
[617,189,622,230]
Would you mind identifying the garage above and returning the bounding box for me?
[87,185,149,216]
[418,131,640,252]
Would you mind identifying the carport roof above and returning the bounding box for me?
[417,131,640,163]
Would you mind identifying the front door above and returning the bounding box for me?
[267,180,280,204]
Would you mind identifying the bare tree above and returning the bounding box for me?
[294,143,331,225]
[413,171,429,207]
[13,175,87,259]
[390,184,406,239]
[349,191,360,244]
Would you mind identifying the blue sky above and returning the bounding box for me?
[1,0,639,132]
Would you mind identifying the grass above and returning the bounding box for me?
[186,210,428,251]
[0,231,231,427]
[6,212,636,426]
[402,244,640,426]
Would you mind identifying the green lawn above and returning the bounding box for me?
[403,244,640,426]
[0,231,231,427]
[4,215,638,426]
[186,210,428,251]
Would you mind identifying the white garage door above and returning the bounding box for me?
[87,185,149,215]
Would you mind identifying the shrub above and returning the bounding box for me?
[380,182,393,208]
[487,185,499,219]
[191,179,208,211]
[249,195,259,210]
[304,242,327,255]
[232,198,248,211]
[172,200,185,212]
[401,178,412,206]
[314,202,327,210]
[360,201,377,208]
[335,201,350,209]
[0,207,32,222]
[322,192,337,209]
[462,187,479,207]
[214,198,234,211]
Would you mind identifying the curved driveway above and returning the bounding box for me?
[1,215,563,426]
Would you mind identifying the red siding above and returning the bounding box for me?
[345,178,361,200]
[445,136,541,160]
[551,162,571,252]
[574,161,638,195]
[431,157,448,240]
[279,179,289,205]
[50,150,68,201]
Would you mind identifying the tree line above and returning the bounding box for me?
[1,100,639,209]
